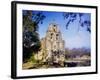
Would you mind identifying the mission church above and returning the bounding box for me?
[34,23,65,66]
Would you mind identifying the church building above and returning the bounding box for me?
[34,23,65,65]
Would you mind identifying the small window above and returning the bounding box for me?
[56,34,59,40]
[51,33,53,39]
[53,24,56,27]
[56,34,59,36]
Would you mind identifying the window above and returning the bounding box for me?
[53,24,56,27]
[56,34,59,40]
[51,33,53,39]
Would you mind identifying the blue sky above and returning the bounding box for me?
[24,10,91,49]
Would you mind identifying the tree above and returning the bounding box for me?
[63,13,91,33]
[23,10,45,62]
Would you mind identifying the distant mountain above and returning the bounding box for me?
[65,48,91,58]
